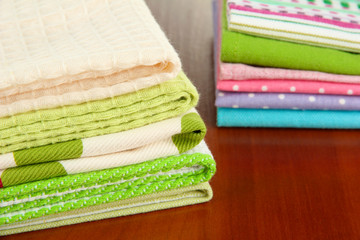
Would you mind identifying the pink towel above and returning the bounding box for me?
[219,63,360,84]
[217,79,360,96]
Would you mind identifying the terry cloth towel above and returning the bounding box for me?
[0,182,213,236]
[0,0,181,118]
[220,0,360,75]
[217,107,360,128]
[0,72,198,154]
[216,92,360,110]
[0,110,206,188]
[227,0,360,53]
[0,141,216,235]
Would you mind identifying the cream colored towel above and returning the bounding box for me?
[0,0,180,117]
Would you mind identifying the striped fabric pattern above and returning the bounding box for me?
[0,111,207,188]
[227,0,360,52]
[0,141,216,230]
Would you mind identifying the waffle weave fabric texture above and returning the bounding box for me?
[0,0,181,117]
[0,111,207,188]
[227,0,360,53]
[0,141,216,235]
[220,0,360,75]
[0,72,199,154]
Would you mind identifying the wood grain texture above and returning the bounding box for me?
[6,0,360,239]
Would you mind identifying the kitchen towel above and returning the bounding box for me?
[215,0,360,95]
[0,72,198,154]
[219,62,360,84]
[0,141,216,235]
[0,0,181,117]
[0,111,206,187]
[227,0,360,53]
[216,92,360,110]
[220,0,360,75]
[0,110,205,169]
[217,79,360,96]
[0,182,213,236]
[217,107,360,128]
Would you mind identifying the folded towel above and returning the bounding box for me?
[0,72,198,154]
[0,182,212,236]
[0,111,206,187]
[216,92,360,110]
[0,0,180,117]
[217,79,360,96]
[227,0,360,53]
[217,107,360,128]
[214,1,360,95]
[220,62,360,84]
[0,141,216,234]
[220,0,360,75]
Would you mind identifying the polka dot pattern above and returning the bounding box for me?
[216,91,357,110]
[217,80,360,96]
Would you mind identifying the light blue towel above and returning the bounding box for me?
[217,108,360,129]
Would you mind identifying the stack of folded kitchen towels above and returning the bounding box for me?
[0,0,216,235]
[215,0,360,128]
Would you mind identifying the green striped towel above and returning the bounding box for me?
[0,141,216,235]
[0,110,206,188]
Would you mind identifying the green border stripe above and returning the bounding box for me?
[1,162,67,187]
[13,139,83,166]
[172,113,207,153]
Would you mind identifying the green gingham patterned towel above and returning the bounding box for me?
[0,141,216,233]
[0,110,206,188]
[0,71,198,154]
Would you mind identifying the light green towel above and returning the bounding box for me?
[0,182,213,236]
[0,141,216,234]
[220,0,360,75]
[0,72,198,154]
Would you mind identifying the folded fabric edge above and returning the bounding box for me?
[219,0,360,75]
[0,109,206,170]
[217,107,360,128]
[0,71,199,154]
[0,182,213,236]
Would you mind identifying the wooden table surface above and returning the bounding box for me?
[7,1,360,239]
